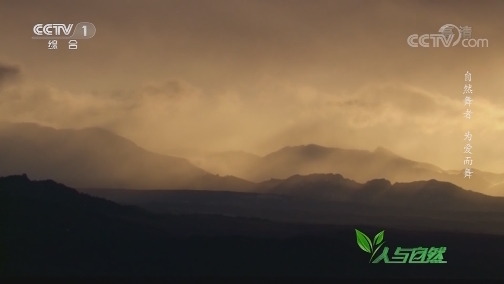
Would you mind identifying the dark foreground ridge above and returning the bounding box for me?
[2,174,504,278]
[82,174,504,235]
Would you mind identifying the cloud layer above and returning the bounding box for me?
[1,66,502,172]
[0,0,503,172]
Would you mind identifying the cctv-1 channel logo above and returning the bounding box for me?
[32,22,96,39]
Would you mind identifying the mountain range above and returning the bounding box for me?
[0,122,254,191]
[0,122,502,196]
[5,174,504,278]
[81,173,504,235]
[189,144,503,195]
[257,173,504,211]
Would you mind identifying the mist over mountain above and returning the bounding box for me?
[0,122,253,191]
[190,151,262,179]
[189,144,502,195]
[486,182,504,196]
[1,122,502,196]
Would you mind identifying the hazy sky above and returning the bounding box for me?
[0,0,503,172]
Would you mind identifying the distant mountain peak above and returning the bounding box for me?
[210,150,261,159]
[281,144,333,154]
[279,144,329,150]
[263,144,333,160]
[3,173,30,183]
[364,178,392,188]
[0,122,219,189]
[373,146,398,157]
[304,143,326,148]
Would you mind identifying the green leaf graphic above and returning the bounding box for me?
[373,230,384,246]
[370,241,385,263]
[355,229,372,253]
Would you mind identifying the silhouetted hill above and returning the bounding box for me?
[1,174,128,209]
[0,122,253,191]
[258,173,504,211]
[256,173,360,200]
[0,174,165,236]
[185,173,256,191]
[81,173,504,235]
[4,174,504,278]
[192,144,499,194]
[0,174,367,238]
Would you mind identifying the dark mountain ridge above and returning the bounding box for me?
[0,173,144,215]
[258,173,504,211]
[4,174,504,277]
[81,173,504,236]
